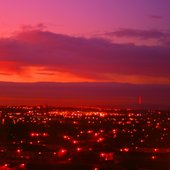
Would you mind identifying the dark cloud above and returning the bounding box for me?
[0,82,169,108]
[20,23,47,32]
[104,29,169,40]
[149,15,163,19]
[0,29,170,80]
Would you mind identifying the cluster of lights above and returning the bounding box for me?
[30,132,48,137]
[0,107,169,169]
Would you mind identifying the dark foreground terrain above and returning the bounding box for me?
[0,106,170,170]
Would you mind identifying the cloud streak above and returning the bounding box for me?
[149,15,163,19]
[103,29,170,46]
[105,29,168,40]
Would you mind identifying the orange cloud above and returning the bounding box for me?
[0,66,94,83]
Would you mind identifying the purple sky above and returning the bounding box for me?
[0,0,170,36]
[0,0,170,106]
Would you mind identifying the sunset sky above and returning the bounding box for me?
[0,0,170,107]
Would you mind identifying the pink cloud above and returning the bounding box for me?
[0,28,170,82]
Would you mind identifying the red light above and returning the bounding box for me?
[73,140,78,144]
[42,132,48,137]
[17,149,22,153]
[63,135,70,140]
[124,148,129,152]
[140,139,144,143]
[87,130,93,134]
[112,129,117,134]
[151,155,156,160]
[76,147,82,152]
[154,148,158,152]
[89,147,93,151]
[1,149,5,153]
[68,157,72,161]
[58,148,67,156]
[61,149,66,153]
[97,137,104,143]
[73,121,78,124]
[94,133,99,137]
[20,163,25,168]
[100,152,105,157]
[100,152,114,161]
[120,148,129,152]
[30,133,35,137]
[4,164,8,167]
[94,168,99,170]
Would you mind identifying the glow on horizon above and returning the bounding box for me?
[0,67,170,85]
